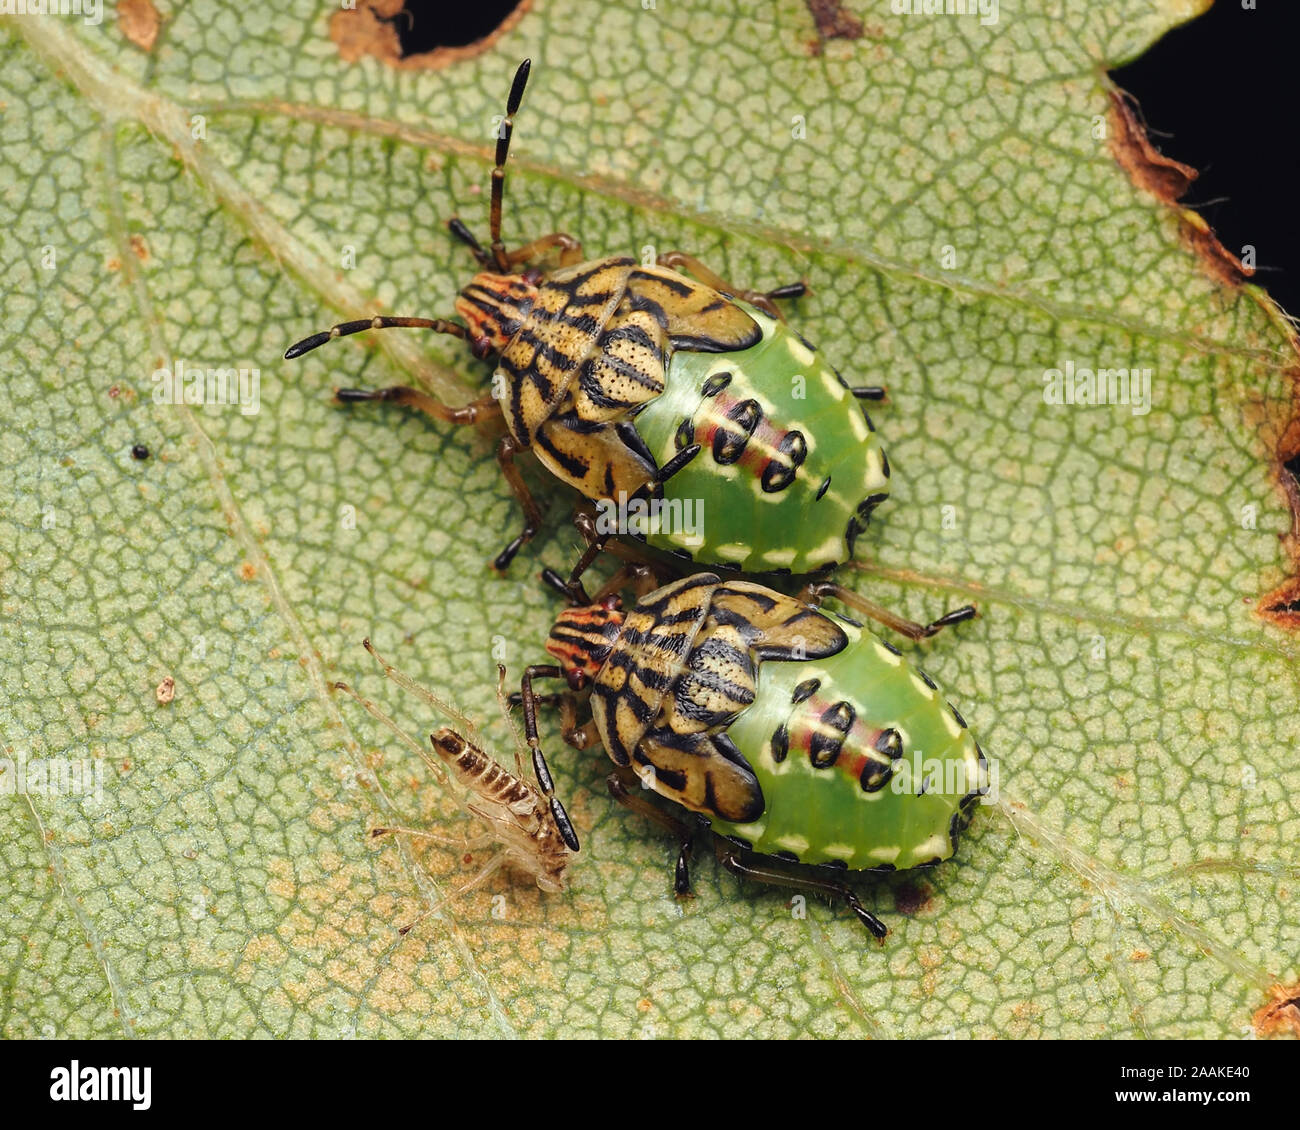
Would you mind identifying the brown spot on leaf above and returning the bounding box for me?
[893,880,933,916]
[239,561,258,581]
[155,675,175,705]
[118,0,161,52]
[806,0,864,41]
[129,234,149,262]
[1252,981,1300,1038]
[330,0,532,70]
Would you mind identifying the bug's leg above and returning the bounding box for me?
[505,687,597,749]
[285,313,495,368]
[396,853,509,936]
[334,385,502,427]
[558,692,600,750]
[488,59,532,272]
[493,434,547,571]
[656,251,806,321]
[370,824,495,851]
[797,581,977,642]
[519,665,581,852]
[605,771,698,897]
[717,850,888,942]
[506,232,585,269]
[333,676,452,788]
[448,216,493,268]
[552,444,702,600]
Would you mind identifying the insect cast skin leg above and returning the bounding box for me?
[656,250,806,321]
[716,851,889,942]
[334,385,502,426]
[797,580,977,642]
[605,772,698,898]
[493,434,548,571]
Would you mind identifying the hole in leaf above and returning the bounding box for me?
[1283,451,1300,491]
[330,0,531,69]
[384,0,524,55]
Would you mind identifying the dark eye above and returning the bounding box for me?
[565,668,587,691]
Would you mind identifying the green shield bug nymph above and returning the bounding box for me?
[512,566,986,940]
[285,59,890,576]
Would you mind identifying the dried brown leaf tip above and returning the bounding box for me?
[118,0,161,53]
[330,0,532,70]
[1108,91,1254,286]
[1252,981,1300,1038]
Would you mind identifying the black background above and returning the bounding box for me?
[1110,2,1295,314]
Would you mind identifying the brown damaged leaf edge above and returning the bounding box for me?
[1258,414,1300,628]
[1252,981,1300,1039]
[1107,91,1254,287]
[330,0,533,70]
[1108,91,1300,630]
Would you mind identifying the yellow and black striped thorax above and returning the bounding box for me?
[578,576,848,828]
[454,272,539,351]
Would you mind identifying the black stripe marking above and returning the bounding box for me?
[874,728,903,760]
[533,427,590,479]
[770,724,789,763]
[791,679,820,704]
[809,701,854,769]
[760,429,807,493]
[713,399,761,465]
[816,475,832,501]
[674,417,695,450]
[701,371,732,398]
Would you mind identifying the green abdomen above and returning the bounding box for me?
[711,622,986,873]
[631,305,890,574]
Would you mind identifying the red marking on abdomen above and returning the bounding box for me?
[698,392,795,479]
[791,695,884,783]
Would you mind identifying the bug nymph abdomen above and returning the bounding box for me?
[429,727,571,893]
[630,305,891,573]
[712,622,986,872]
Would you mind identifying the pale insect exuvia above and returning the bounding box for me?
[334,640,574,935]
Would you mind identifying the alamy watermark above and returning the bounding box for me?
[152,358,261,415]
[0,751,104,803]
[0,0,102,25]
[593,492,704,542]
[890,0,999,27]
[1042,359,1152,416]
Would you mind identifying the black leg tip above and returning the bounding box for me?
[285,332,331,360]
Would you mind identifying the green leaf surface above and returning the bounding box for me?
[3,0,1297,1039]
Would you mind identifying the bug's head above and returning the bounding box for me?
[545,598,625,689]
[454,272,538,356]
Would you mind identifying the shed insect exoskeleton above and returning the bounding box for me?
[335,641,575,935]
